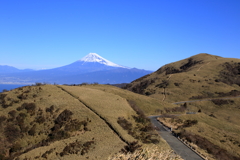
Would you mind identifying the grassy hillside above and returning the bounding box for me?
[125,53,240,102]
[80,84,175,115]
[0,84,174,160]
[125,53,240,160]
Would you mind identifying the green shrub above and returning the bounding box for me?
[17,94,28,100]
[48,130,70,141]
[8,110,17,118]
[28,125,37,136]
[46,105,55,114]
[211,99,234,106]
[64,119,85,132]
[35,115,46,124]
[22,103,36,112]
[4,124,21,142]
[9,142,22,153]
[117,117,132,131]
[0,115,7,125]
[55,109,73,127]
[121,141,142,154]
[182,120,198,127]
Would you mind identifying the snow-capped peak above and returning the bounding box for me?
[79,53,126,68]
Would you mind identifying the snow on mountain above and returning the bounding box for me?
[79,53,127,68]
[0,53,152,84]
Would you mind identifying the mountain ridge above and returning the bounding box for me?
[0,53,152,84]
[0,65,35,73]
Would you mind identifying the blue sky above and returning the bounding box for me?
[0,0,239,71]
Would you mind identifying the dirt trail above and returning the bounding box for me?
[162,74,172,101]
[197,62,210,71]
[162,88,166,101]
[167,74,172,80]
[57,85,129,145]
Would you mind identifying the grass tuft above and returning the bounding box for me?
[109,147,182,160]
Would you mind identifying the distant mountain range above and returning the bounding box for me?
[0,65,35,73]
[0,53,152,84]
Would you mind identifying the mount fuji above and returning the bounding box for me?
[0,53,152,84]
[79,53,125,68]
[50,53,128,74]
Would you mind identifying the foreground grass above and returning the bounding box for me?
[109,147,182,160]
[0,85,129,160]
[0,84,173,159]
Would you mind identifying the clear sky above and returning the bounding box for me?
[0,0,239,71]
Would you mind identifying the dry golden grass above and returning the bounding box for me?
[184,114,239,154]
[0,85,126,159]
[158,112,240,159]
[127,53,240,103]
[81,84,175,116]
[125,53,240,159]
[59,85,138,143]
[59,85,170,148]
[108,147,183,160]
[180,100,240,158]
[0,84,173,159]
[187,98,240,126]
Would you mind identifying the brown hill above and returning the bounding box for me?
[0,84,175,160]
[125,53,240,102]
[125,53,240,160]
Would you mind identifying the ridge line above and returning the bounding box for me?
[56,85,130,145]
